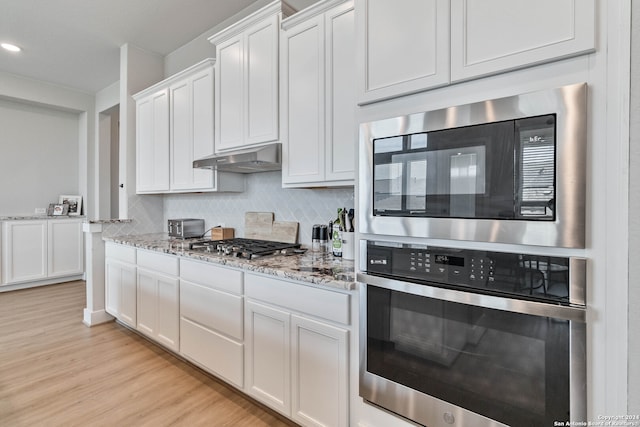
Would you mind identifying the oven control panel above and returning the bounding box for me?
[364,241,572,304]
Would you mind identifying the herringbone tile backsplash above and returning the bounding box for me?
[163,171,354,246]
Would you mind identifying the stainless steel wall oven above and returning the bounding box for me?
[358,83,587,248]
[358,241,587,427]
[357,84,589,426]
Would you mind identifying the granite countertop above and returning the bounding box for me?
[104,233,356,291]
[0,215,85,221]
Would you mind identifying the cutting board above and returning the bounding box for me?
[244,212,299,244]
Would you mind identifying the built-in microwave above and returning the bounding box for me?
[358,83,587,248]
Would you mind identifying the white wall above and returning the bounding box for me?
[0,71,93,217]
[0,98,80,215]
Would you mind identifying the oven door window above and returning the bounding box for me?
[372,121,515,219]
[366,285,570,426]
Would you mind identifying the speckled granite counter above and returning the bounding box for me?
[104,233,356,291]
[0,215,85,220]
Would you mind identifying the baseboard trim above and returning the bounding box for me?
[83,308,114,327]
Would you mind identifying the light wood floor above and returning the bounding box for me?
[0,281,297,427]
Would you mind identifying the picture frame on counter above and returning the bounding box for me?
[48,203,69,216]
[58,195,82,216]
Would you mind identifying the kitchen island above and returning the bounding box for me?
[103,232,355,427]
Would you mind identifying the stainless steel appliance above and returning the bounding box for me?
[192,143,281,173]
[188,238,301,259]
[358,241,587,427]
[168,218,204,239]
[358,83,587,248]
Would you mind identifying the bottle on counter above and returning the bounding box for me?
[332,222,342,257]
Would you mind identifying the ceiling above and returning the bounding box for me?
[0,0,313,94]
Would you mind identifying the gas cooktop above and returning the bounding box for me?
[188,238,302,259]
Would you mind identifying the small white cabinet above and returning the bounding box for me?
[356,0,450,104]
[2,218,84,285]
[179,259,244,388]
[105,242,137,328]
[450,0,596,82]
[136,250,180,352]
[244,273,350,426]
[281,0,356,187]
[134,59,244,194]
[2,220,47,284]
[210,1,295,152]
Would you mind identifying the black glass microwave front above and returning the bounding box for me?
[373,114,556,221]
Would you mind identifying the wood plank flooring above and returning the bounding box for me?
[0,281,297,427]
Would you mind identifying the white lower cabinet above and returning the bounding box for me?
[179,259,244,388]
[291,314,349,427]
[105,242,137,328]
[48,218,84,278]
[2,218,83,285]
[245,273,350,427]
[136,250,180,352]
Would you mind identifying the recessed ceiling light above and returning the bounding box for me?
[1,43,21,52]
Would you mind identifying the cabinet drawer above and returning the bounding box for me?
[180,258,243,295]
[105,242,136,264]
[245,274,350,325]
[137,249,179,276]
[180,317,244,388]
[180,280,243,340]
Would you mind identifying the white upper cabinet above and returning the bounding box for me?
[210,1,296,152]
[170,66,216,191]
[281,0,356,187]
[134,59,244,194]
[356,0,450,104]
[450,0,596,82]
[356,0,595,104]
[136,88,170,192]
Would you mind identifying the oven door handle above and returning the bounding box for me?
[357,272,586,323]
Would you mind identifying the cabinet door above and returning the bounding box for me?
[450,0,595,82]
[281,15,325,185]
[245,300,291,416]
[216,34,245,151]
[136,89,170,193]
[105,258,136,327]
[137,268,179,351]
[356,0,450,104]
[156,273,180,351]
[170,69,215,192]
[137,268,158,337]
[291,315,349,427]
[190,68,216,188]
[245,14,280,146]
[2,220,47,284]
[325,3,356,183]
[48,219,83,278]
[119,262,137,328]
[169,79,193,191]
[105,259,121,318]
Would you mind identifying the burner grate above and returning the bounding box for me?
[189,238,300,259]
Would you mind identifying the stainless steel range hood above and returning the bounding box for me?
[192,143,281,173]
